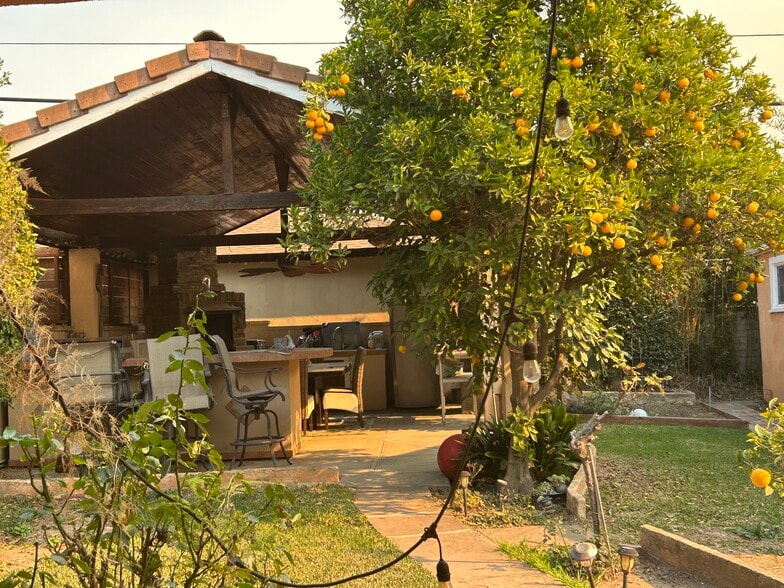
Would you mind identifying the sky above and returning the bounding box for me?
[0,0,783,125]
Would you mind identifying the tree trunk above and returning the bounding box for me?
[504,346,567,493]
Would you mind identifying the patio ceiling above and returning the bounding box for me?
[2,41,321,254]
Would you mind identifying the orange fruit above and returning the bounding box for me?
[315,117,325,127]
[516,125,531,137]
[693,120,705,132]
[312,132,324,141]
[610,122,623,136]
[647,231,658,240]
[584,157,597,170]
[655,263,664,272]
[626,158,638,170]
[614,197,625,210]
[748,273,757,282]
[647,44,658,54]
[709,191,720,203]
[565,224,574,233]
[658,89,671,101]
[731,139,742,149]
[677,77,690,89]
[757,275,766,284]
[634,81,645,92]
[650,254,662,266]
[325,122,335,133]
[669,203,681,212]
[747,201,759,214]
[762,109,774,121]
[453,87,467,96]
[571,55,584,68]
[644,127,658,137]
[657,236,668,247]
[707,207,719,219]
[732,292,743,302]
[590,211,604,225]
[692,223,702,234]
[397,344,407,354]
[571,245,581,255]
[734,130,745,140]
[550,47,558,58]
[561,57,573,67]
[586,0,596,11]
[581,244,593,256]
[587,119,601,132]
[335,87,346,98]
[601,222,613,234]
[613,236,626,250]
[316,125,327,135]
[738,281,749,291]
[340,73,350,85]
[328,89,337,97]
[704,68,718,80]
[733,237,745,250]
[511,87,524,98]
[429,209,443,222]
[305,120,316,129]
[682,216,696,229]
[751,468,772,488]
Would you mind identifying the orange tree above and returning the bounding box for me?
[286,0,784,409]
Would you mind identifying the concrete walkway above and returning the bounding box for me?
[293,412,566,587]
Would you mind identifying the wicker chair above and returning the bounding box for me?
[321,347,367,430]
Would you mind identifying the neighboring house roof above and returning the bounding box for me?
[1,40,321,255]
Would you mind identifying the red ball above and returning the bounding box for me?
[437,433,467,482]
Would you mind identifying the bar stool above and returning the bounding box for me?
[209,335,291,468]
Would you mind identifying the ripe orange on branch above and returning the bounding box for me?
[429,209,443,222]
[751,468,772,489]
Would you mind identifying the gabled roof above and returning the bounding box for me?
[2,40,318,152]
[0,41,323,254]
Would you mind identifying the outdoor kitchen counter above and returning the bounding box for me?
[203,347,333,460]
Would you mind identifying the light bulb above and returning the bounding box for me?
[436,558,453,588]
[522,359,541,383]
[521,339,541,384]
[554,96,574,140]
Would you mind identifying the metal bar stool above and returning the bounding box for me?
[209,334,292,468]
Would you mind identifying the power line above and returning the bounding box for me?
[0,41,343,46]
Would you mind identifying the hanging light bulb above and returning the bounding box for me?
[436,558,453,588]
[521,339,541,384]
[553,96,574,140]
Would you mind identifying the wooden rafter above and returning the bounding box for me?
[29,192,301,216]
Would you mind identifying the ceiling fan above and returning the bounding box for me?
[238,256,343,278]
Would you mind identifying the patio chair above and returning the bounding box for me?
[53,339,130,413]
[321,347,367,430]
[144,335,213,412]
[436,353,474,425]
[209,334,291,468]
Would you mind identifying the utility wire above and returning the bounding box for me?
[0,41,343,45]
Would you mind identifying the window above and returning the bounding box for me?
[769,253,784,312]
[36,247,70,324]
[100,262,146,326]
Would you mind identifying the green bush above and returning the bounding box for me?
[466,402,579,488]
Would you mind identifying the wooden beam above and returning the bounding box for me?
[29,192,301,215]
[221,93,236,193]
[99,232,285,249]
[34,226,90,248]
[274,152,290,192]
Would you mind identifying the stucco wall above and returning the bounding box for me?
[757,250,784,401]
[219,256,388,325]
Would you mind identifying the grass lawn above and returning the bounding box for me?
[0,485,435,587]
[594,423,784,554]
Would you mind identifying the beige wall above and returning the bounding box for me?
[757,250,784,401]
[219,257,388,326]
[68,248,101,338]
